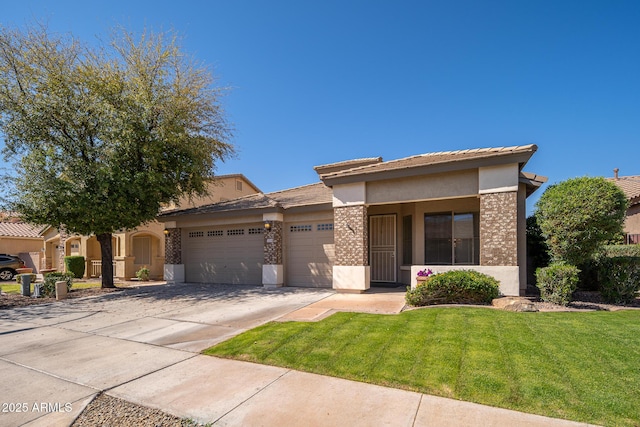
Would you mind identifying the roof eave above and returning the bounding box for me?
[322,151,536,187]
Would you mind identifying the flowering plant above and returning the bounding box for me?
[417,268,434,277]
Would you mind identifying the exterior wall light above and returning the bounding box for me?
[264,222,271,231]
[163,229,170,236]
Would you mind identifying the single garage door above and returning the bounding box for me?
[183,225,263,284]
[286,221,335,287]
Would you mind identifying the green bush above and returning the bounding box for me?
[64,256,85,278]
[406,270,500,306]
[602,244,640,258]
[536,263,579,306]
[598,256,640,304]
[136,266,150,281]
[42,272,74,297]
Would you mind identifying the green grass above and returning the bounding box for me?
[204,308,640,426]
[1,281,100,294]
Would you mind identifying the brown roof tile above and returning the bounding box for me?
[320,144,538,182]
[267,182,333,209]
[608,176,640,204]
[0,222,46,238]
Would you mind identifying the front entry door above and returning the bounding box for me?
[370,215,396,282]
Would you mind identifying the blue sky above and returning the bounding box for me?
[2,0,639,213]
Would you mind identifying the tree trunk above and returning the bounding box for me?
[96,232,116,288]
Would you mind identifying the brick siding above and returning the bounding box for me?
[264,221,283,264]
[480,192,518,266]
[334,205,368,266]
[165,228,182,264]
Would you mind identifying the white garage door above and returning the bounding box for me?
[286,221,335,287]
[183,225,263,284]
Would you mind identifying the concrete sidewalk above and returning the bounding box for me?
[0,283,596,426]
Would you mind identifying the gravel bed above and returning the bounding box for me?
[0,287,123,309]
[72,394,203,427]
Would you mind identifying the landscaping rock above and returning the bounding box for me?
[492,297,538,312]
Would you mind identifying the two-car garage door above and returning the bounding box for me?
[181,220,335,287]
[182,225,264,284]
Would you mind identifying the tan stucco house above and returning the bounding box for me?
[41,174,260,279]
[0,219,46,272]
[608,172,640,244]
[159,145,546,296]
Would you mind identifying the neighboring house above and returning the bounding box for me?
[608,171,640,244]
[0,219,46,272]
[41,174,260,279]
[159,145,546,296]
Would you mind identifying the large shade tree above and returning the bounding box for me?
[0,24,234,287]
[535,176,628,266]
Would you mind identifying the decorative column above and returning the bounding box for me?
[333,204,370,292]
[164,224,184,283]
[58,227,68,272]
[478,164,522,296]
[262,213,284,287]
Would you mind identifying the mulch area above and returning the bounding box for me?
[0,287,123,310]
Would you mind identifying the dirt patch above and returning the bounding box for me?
[0,287,124,310]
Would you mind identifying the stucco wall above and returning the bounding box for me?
[0,238,43,255]
[366,169,478,204]
[625,204,640,235]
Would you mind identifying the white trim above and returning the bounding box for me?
[333,265,370,292]
[332,182,366,207]
[263,264,284,287]
[479,164,519,193]
[164,264,185,283]
[263,212,284,222]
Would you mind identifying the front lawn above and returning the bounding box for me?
[204,308,640,426]
[0,281,100,294]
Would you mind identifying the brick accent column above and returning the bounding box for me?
[58,227,68,271]
[165,228,182,264]
[333,205,370,292]
[480,192,518,266]
[264,221,283,265]
[335,205,369,266]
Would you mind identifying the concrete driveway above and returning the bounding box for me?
[0,282,333,426]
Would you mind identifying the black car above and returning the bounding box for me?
[0,254,26,281]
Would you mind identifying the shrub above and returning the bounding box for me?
[136,266,150,281]
[15,273,37,284]
[42,272,74,297]
[64,256,86,278]
[406,270,500,306]
[602,244,640,258]
[598,256,640,304]
[535,263,579,306]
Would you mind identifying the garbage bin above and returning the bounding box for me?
[20,274,32,297]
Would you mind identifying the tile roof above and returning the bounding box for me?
[319,145,538,181]
[608,176,640,204]
[159,183,333,217]
[266,182,333,209]
[0,222,46,238]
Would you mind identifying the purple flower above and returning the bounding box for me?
[417,268,433,277]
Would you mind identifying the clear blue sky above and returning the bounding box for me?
[2,0,639,214]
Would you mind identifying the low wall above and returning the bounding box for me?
[410,265,521,296]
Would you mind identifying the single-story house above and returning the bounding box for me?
[159,145,546,296]
[608,171,640,244]
[0,218,46,272]
[41,174,260,279]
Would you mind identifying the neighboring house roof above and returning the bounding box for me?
[213,173,262,193]
[608,175,640,205]
[160,182,333,218]
[0,222,47,239]
[320,144,538,185]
